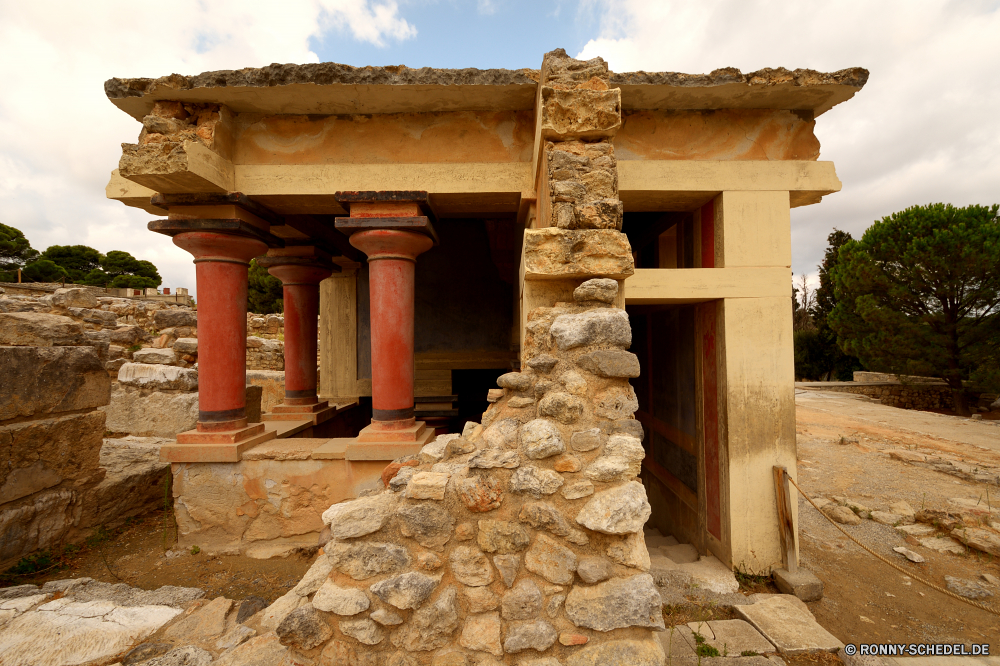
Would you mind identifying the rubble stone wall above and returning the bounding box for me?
[822,383,983,412]
[265,50,661,666]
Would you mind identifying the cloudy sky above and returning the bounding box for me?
[1,0,997,298]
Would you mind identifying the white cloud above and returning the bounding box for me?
[477,0,498,16]
[0,1,415,296]
[578,0,1000,276]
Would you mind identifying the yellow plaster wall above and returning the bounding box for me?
[615,109,820,162]
[718,296,797,573]
[233,110,535,165]
[715,191,792,268]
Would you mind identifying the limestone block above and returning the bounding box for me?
[773,567,824,602]
[0,346,110,421]
[575,481,651,534]
[537,392,584,424]
[215,634,291,666]
[326,542,411,581]
[469,448,520,470]
[497,372,534,392]
[153,309,197,329]
[99,387,198,437]
[822,505,861,525]
[540,87,622,139]
[459,611,502,656]
[0,312,85,346]
[570,428,603,452]
[132,347,177,365]
[518,502,589,545]
[371,608,403,626]
[593,385,639,420]
[466,586,500,613]
[493,554,520,588]
[509,466,564,497]
[109,324,149,346]
[564,574,664,631]
[522,229,634,280]
[173,337,198,354]
[524,533,578,585]
[118,363,198,392]
[477,520,531,553]
[577,556,614,584]
[48,287,99,310]
[389,585,459,651]
[550,309,632,351]
[502,618,557,653]
[405,472,450,500]
[312,581,371,615]
[735,595,843,655]
[576,350,640,378]
[456,475,504,513]
[258,591,310,632]
[606,531,651,571]
[953,527,1000,557]
[449,545,494,586]
[396,503,455,549]
[0,411,105,504]
[276,605,333,650]
[526,354,558,372]
[292,553,336,595]
[69,307,118,329]
[163,596,232,643]
[520,419,566,459]
[561,481,595,500]
[340,617,384,645]
[322,492,398,539]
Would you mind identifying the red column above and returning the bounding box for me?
[172,231,267,433]
[349,229,433,428]
[261,260,334,407]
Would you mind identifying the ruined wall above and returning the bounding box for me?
[816,383,982,413]
[0,310,111,565]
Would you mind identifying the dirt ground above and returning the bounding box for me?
[794,389,1000,649]
[0,511,314,604]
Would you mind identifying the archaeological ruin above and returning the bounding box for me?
[0,48,872,664]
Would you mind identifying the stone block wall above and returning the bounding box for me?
[823,383,983,412]
[247,336,285,370]
[0,312,112,565]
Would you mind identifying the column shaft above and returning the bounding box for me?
[282,282,320,404]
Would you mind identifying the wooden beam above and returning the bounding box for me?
[773,465,798,572]
[624,267,790,304]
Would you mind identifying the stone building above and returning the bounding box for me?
[104,49,865,574]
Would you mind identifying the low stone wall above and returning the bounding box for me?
[247,336,284,370]
[822,383,983,412]
[852,371,945,384]
[248,313,285,339]
[0,312,112,565]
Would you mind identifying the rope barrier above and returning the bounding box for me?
[786,474,1000,617]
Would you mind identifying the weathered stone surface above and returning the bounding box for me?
[275,605,332,650]
[371,608,404,625]
[593,385,639,420]
[954,527,1000,556]
[584,456,635,483]
[405,472,451,500]
[509,466,564,497]
[391,586,459,651]
[497,372,534,392]
[321,492,398,539]
[419,439,449,464]
[460,611,502,656]
[389,465,418,491]
[822,505,861,525]
[482,418,519,449]
[118,363,198,391]
[173,337,198,354]
[492,554,520,588]
[546,593,565,618]
[567,639,665,666]
[576,481,651,534]
[519,419,566,459]
[560,369,588,396]
[538,392,585,424]
[153,309,197,329]
[519,502,589,545]
[604,434,645,460]
[606,531,650,571]
[449,545,494,586]
[526,354,558,372]
[503,619,557,653]
[132,347,176,365]
[573,278,618,304]
[215,624,255,651]
[465,586,500,613]
[456,475,504,513]
[142,646,214,666]
[371,572,441,610]
[735,595,843,655]
[550,309,631,351]
[311,580,371,615]
[0,312,84,346]
[397,502,455,550]
[524,533,578,585]
[501,579,543,620]
[469,448,520,469]
[49,287,100,310]
[577,556,614,584]
[522,228,634,280]
[570,428,603,452]
[455,522,475,541]
[340,617,384,645]
[565,574,664,631]
[236,596,267,623]
[326,541,411,581]
[100,387,198,437]
[215,634,291,666]
[576,350,639,378]
[773,567,824,601]
[553,454,582,473]
[542,86,622,139]
[163,596,232,643]
[0,346,110,421]
[477,519,531,553]
[258,590,310,632]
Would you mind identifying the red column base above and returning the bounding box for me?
[162,424,276,463]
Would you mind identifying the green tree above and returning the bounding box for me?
[808,229,863,380]
[248,259,283,314]
[99,250,162,287]
[0,223,39,281]
[21,259,68,283]
[829,203,1000,414]
[39,245,101,282]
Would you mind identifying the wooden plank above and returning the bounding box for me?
[773,465,798,572]
[320,272,359,399]
[635,410,697,457]
[414,351,517,370]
